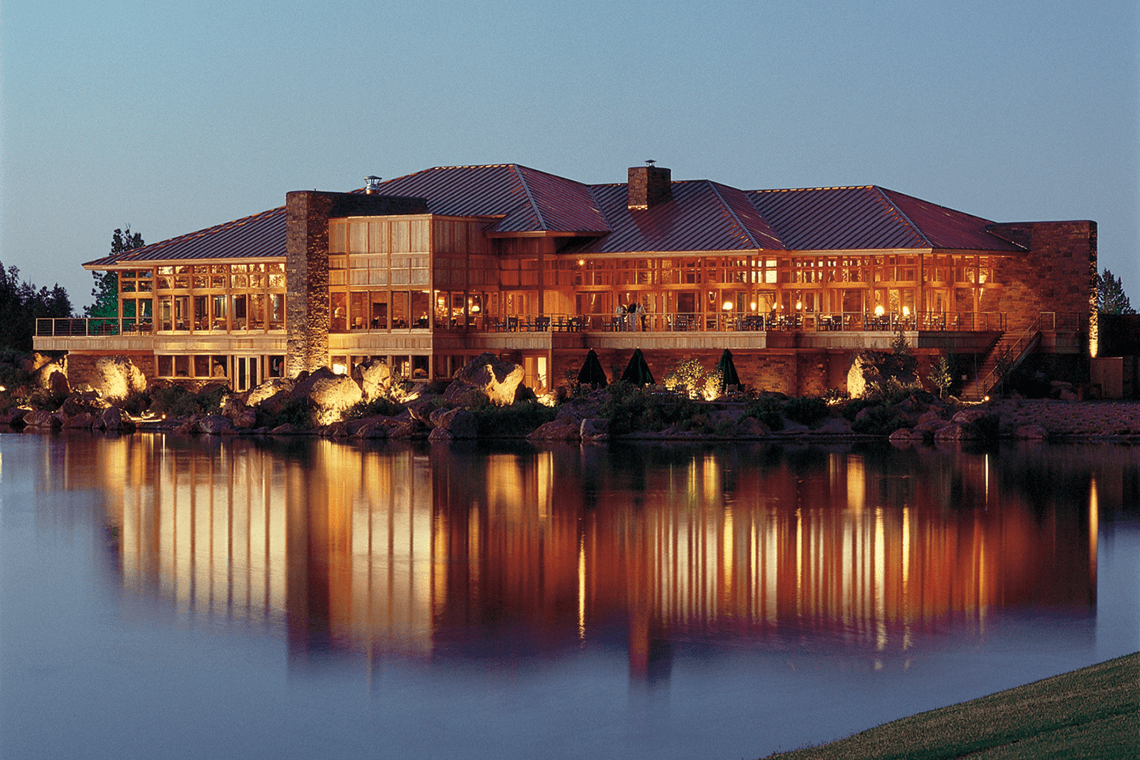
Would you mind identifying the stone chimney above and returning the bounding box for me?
[628,163,672,210]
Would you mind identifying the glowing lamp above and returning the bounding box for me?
[722,301,732,311]
[902,306,911,317]
[874,305,885,317]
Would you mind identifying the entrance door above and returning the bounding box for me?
[234,356,259,392]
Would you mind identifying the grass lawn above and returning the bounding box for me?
[763,652,1139,760]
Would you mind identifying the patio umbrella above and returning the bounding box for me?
[577,349,608,388]
[716,349,741,391]
[620,348,655,387]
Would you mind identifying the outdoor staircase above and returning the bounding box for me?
[960,319,1043,401]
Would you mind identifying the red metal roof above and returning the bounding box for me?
[567,180,784,254]
[375,164,610,235]
[84,165,1027,267]
[745,186,1023,252]
[879,188,1025,251]
[86,206,286,267]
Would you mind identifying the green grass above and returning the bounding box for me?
[763,653,1139,760]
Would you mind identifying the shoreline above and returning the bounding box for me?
[762,652,1140,760]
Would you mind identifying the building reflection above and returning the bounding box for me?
[73,436,1114,678]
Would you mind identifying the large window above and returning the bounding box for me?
[151,263,285,333]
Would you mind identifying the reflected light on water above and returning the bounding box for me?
[66,437,1108,673]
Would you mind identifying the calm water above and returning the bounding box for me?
[1,432,1137,760]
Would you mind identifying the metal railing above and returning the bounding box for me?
[38,310,1021,338]
[35,317,154,337]
[459,311,1009,333]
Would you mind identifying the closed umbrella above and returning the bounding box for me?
[717,349,741,391]
[620,348,655,387]
[577,349,608,387]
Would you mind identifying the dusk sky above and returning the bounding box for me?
[2,1,1136,311]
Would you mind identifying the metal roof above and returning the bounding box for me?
[745,186,1023,252]
[83,165,1027,268]
[566,180,785,254]
[376,164,610,235]
[85,206,286,267]
[879,188,1025,251]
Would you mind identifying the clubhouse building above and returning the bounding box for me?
[34,163,1097,399]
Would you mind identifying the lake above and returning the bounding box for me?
[1,432,1137,759]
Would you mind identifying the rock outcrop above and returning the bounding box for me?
[92,356,147,401]
[443,353,526,407]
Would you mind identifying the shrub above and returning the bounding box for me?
[784,396,829,427]
[742,395,785,431]
[345,397,405,420]
[148,385,200,418]
[471,401,556,437]
[850,403,909,435]
[663,359,722,400]
[261,397,315,429]
[600,382,703,434]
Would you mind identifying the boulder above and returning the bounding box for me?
[354,360,395,401]
[92,356,147,401]
[62,412,96,430]
[813,416,853,436]
[248,378,295,406]
[350,421,392,439]
[580,418,610,441]
[443,352,527,407]
[99,406,136,433]
[527,419,582,441]
[32,361,70,396]
[0,408,28,428]
[291,368,363,425]
[197,414,234,435]
[428,407,478,439]
[735,416,772,437]
[408,399,437,425]
[1014,424,1048,440]
[23,410,59,429]
[889,427,924,443]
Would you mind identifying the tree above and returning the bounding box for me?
[86,227,144,318]
[1096,268,1135,314]
[0,263,74,351]
[929,354,953,399]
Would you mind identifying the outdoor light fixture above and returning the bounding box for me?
[795,300,802,311]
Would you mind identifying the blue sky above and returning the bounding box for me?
[2,0,1137,311]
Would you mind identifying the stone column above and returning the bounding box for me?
[286,191,333,376]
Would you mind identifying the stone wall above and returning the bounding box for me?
[988,220,1097,347]
[65,351,156,390]
[285,191,333,376]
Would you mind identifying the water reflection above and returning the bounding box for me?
[60,436,1126,679]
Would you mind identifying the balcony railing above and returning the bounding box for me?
[35,318,154,337]
[38,311,1020,339]
[452,311,1009,333]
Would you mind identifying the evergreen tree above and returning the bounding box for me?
[86,227,144,318]
[1096,268,1135,314]
[0,263,73,351]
